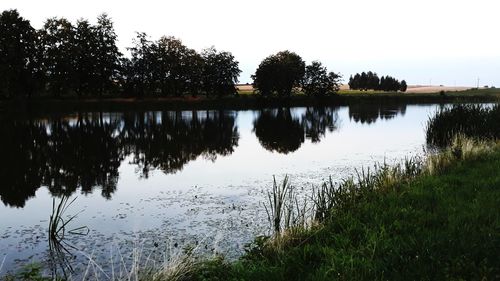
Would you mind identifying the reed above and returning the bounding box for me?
[426,104,499,147]
[48,195,89,278]
[263,176,310,234]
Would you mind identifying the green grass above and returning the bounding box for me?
[183,143,500,280]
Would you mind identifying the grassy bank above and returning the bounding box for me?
[0,88,499,116]
[165,140,500,281]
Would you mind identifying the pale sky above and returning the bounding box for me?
[2,0,499,86]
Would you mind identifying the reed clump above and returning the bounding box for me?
[425,103,499,147]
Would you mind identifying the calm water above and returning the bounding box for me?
[0,103,444,277]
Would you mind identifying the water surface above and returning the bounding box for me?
[0,103,441,277]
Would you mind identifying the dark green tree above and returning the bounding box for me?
[400,80,407,92]
[348,73,361,90]
[40,17,76,97]
[94,14,121,96]
[302,61,341,96]
[150,36,201,96]
[0,10,37,99]
[366,71,379,90]
[126,32,153,97]
[74,19,97,97]
[201,47,241,97]
[349,72,404,92]
[252,51,305,97]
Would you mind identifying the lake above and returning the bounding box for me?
[0,102,446,278]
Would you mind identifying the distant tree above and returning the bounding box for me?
[252,51,305,97]
[349,72,405,92]
[360,72,368,90]
[302,61,341,96]
[0,10,37,99]
[366,71,379,90]
[400,80,407,92]
[348,73,361,90]
[94,14,121,97]
[40,17,76,97]
[201,47,241,97]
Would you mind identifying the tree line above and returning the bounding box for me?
[0,10,241,99]
[1,9,409,99]
[348,71,407,92]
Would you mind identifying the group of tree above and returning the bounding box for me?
[252,51,342,97]
[124,33,240,97]
[0,9,241,99]
[348,71,407,92]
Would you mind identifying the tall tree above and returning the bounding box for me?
[252,51,305,97]
[201,47,241,97]
[40,17,76,97]
[151,36,201,96]
[126,32,153,97]
[0,10,37,99]
[94,13,121,97]
[74,19,97,97]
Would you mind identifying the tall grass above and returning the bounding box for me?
[426,104,499,147]
[263,135,497,241]
[263,176,310,235]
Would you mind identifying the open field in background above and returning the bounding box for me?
[237,84,490,95]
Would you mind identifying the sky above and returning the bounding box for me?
[2,0,499,86]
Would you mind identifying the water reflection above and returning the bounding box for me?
[253,107,340,154]
[122,111,239,177]
[0,110,239,207]
[253,108,304,154]
[0,103,408,208]
[348,102,407,124]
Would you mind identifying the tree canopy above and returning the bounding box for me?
[302,61,342,96]
[252,51,306,97]
[0,9,241,99]
[0,10,37,98]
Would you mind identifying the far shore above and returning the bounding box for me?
[0,87,498,116]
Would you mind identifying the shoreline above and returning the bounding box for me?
[1,89,499,116]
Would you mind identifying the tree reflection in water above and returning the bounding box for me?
[253,107,340,154]
[0,103,407,208]
[0,110,239,207]
[348,102,407,124]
